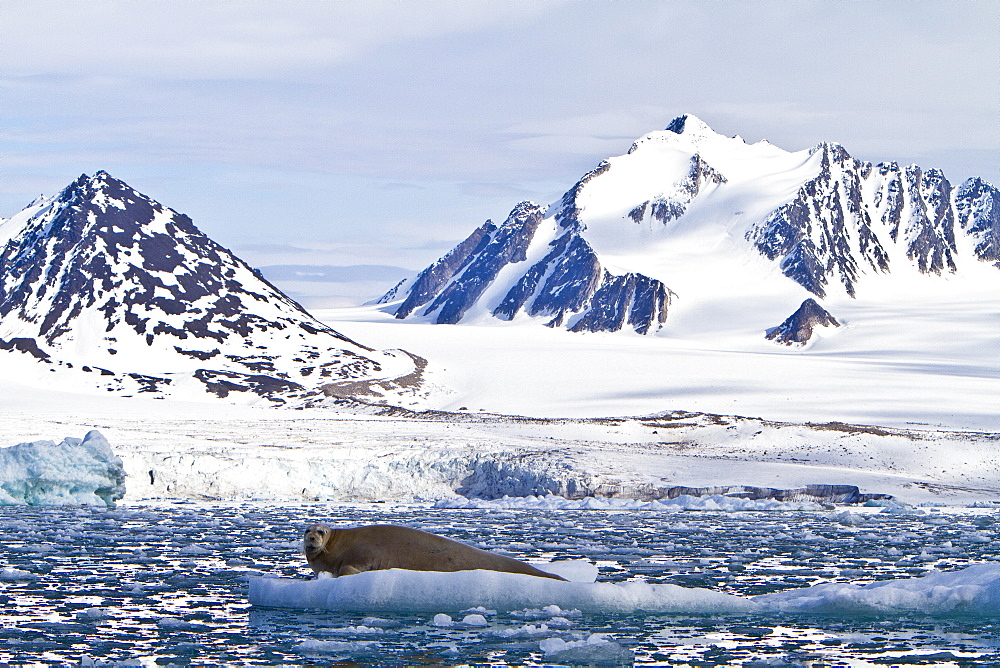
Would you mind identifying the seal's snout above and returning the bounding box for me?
[303,524,331,553]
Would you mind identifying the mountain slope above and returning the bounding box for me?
[0,172,421,404]
[385,198,672,334]
[382,115,999,336]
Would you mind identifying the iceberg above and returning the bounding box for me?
[249,563,1000,618]
[0,430,126,507]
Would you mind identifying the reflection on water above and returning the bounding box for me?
[0,502,997,665]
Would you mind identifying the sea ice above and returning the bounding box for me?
[0,430,125,507]
[249,563,1000,617]
[434,493,824,512]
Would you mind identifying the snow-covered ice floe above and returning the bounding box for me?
[0,430,125,507]
[250,563,1000,618]
[434,493,825,512]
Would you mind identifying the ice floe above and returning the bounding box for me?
[434,493,825,512]
[250,563,1000,618]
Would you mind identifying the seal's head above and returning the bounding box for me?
[303,523,334,555]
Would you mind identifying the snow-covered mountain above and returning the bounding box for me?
[381,115,999,339]
[0,172,422,403]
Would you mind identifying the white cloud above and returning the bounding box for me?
[2,0,997,268]
[2,0,562,80]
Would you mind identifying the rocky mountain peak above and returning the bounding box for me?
[384,118,997,337]
[0,172,421,404]
[766,298,841,346]
[664,114,716,139]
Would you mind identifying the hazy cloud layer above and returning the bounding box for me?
[3,0,996,271]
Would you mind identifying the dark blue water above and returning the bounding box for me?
[0,502,997,666]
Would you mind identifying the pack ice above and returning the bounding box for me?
[250,563,1000,618]
[0,430,125,506]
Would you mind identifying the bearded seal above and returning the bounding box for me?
[303,523,566,581]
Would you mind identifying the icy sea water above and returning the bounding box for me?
[0,503,998,666]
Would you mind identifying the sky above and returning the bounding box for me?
[3,0,998,305]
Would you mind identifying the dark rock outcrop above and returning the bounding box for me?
[956,177,1000,267]
[748,144,991,299]
[766,298,840,346]
[627,154,727,226]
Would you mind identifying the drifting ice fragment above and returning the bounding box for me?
[250,563,1000,617]
[539,633,634,665]
[460,613,489,627]
[0,430,125,507]
[0,567,39,581]
[431,613,453,627]
[294,639,377,657]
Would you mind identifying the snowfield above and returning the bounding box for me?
[0,267,996,508]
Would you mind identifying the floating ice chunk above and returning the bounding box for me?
[489,622,558,638]
[460,613,488,627]
[155,617,210,632]
[325,625,384,635]
[79,656,154,668]
[431,613,453,627]
[511,604,582,620]
[294,639,377,656]
[880,502,925,515]
[0,567,38,581]
[539,633,634,665]
[831,510,865,526]
[75,607,111,622]
[0,430,125,507]
[178,544,212,556]
[360,616,399,628]
[250,563,1000,618]
[461,606,496,616]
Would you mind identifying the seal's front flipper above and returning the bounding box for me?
[339,564,364,576]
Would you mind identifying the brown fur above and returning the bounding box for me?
[303,523,567,580]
